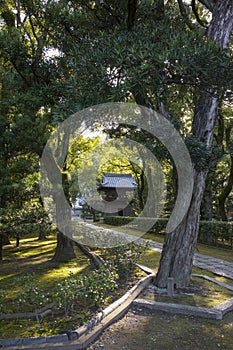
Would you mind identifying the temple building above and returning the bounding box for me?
[97,173,137,217]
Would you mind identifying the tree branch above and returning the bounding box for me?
[177,0,196,30]
[127,0,137,30]
[75,242,105,269]
[191,0,208,28]
[15,1,36,56]
[9,59,30,86]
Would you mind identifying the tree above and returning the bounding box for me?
[1,0,233,278]
[0,0,76,261]
[36,0,233,275]
[155,0,233,287]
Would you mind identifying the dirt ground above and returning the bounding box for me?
[88,306,233,350]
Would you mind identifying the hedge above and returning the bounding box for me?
[199,221,233,247]
[103,216,233,248]
[103,216,168,234]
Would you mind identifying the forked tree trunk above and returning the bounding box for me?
[155,0,233,288]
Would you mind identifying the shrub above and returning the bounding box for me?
[101,241,149,282]
[104,216,133,226]
[13,273,51,312]
[53,264,119,317]
[199,221,233,246]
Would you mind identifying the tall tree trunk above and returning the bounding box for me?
[42,136,104,265]
[52,231,76,262]
[2,234,11,246]
[155,0,233,288]
[41,137,76,262]
[218,124,233,221]
[202,186,213,221]
[52,189,76,262]
[218,155,233,220]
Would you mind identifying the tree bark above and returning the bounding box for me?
[127,0,137,30]
[52,189,76,262]
[52,231,76,262]
[218,124,233,221]
[2,234,11,246]
[15,234,20,248]
[42,136,105,265]
[202,187,213,220]
[155,0,233,288]
[42,142,76,262]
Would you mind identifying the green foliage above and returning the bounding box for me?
[1,267,118,318]
[185,135,225,172]
[101,241,149,282]
[12,274,51,312]
[53,264,118,317]
[104,216,133,226]
[0,0,232,252]
[0,203,51,242]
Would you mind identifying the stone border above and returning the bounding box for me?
[0,304,54,321]
[1,274,233,348]
[133,274,233,321]
[133,299,223,320]
[0,274,155,349]
[192,274,233,291]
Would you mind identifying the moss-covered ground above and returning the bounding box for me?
[1,229,233,347]
[0,234,93,338]
[0,233,142,339]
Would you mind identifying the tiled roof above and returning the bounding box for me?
[99,173,137,189]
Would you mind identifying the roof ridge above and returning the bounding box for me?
[103,172,132,177]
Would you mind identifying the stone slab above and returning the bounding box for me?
[213,297,233,315]
[133,299,223,320]
[192,274,233,291]
[0,336,46,347]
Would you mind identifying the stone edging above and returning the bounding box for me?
[133,299,223,320]
[0,273,155,349]
[0,304,54,321]
[133,274,233,321]
[192,274,233,291]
